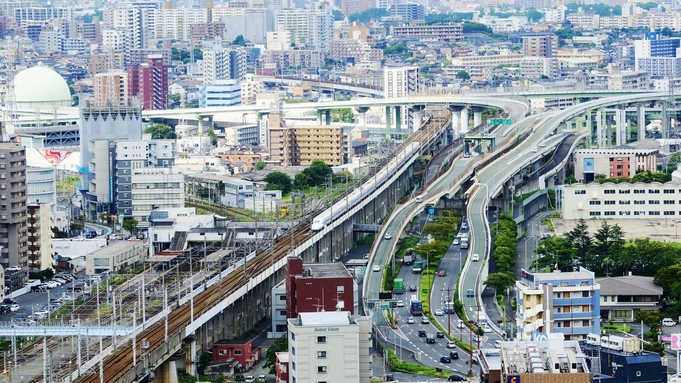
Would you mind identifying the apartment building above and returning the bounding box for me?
[515,268,600,341]
[285,311,372,383]
[0,143,28,283]
[607,66,649,91]
[268,125,343,166]
[384,66,418,99]
[261,50,323,70]
[203,46,247,84]
[13,6,73,28]
[190,22,225,42]
[389,23,463,42]
[127,55,168,110]
[93,70,129,107]
[329,39,383,64]
[199,80,241,107]
[275,9,333,52]
[27,202,52,272]
[450,53,523,69]
[390,3,424,22]
[103,7,148,49]
[522,34,557,58]
[560,181,681,220]
[635,32,681,78]
[153,8,209,41]
[573,148,658,182]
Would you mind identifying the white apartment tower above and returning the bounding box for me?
[275,9,333,52]
[153,8,209,41]
[287,311,372,383]
[383,66,419,98]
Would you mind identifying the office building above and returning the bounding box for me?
[203,46,247,84]
[285,311,372,383]
[219,8,274,45]
[127,55,168,110]
[199,80,241,107]
[340,0,373,16]
[26,166,56,208]
[13,6,73,28]
[85,240,145,275]
[390,3,424,22]
[522,34,557,58]
[598,275,662,322]
[389,24,463,42]
[0,143,28,284]
[634,32,681,78]
[27,202,52,272]
[261,50,323,70]
[114,139,181,226]
[582,337,667,383]
[573,148,658,182]
[384,66,418,99]
[515,268,600,341]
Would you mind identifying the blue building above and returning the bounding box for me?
[198,80,241,108]
[581,340,667,383]
[515,268,601,341]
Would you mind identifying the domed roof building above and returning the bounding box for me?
[13,65,72,108]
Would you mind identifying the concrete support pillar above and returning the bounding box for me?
[460,107,469,134]
[156,360,178,383]
[324,110,331,125]
[316,110,323,125]
[637,104,646,141]
[615,109,625,146]
[356,106,369,127]
[472,107,483,128]
[185,337,197,377]
[410,105,425,131]
[395,106,402,131]
[584,112,592,148]
[606,118,613,148]
[449,105,463,138]
[385,106,392,139]
[595,109,603,148]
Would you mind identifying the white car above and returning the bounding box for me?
[471,253,479,262]
[384,233,392,240]
[435,309,444,316]
[407,317,415,324]
[397,301,404,307]
[446,341,456,349]
[372,265,380,272]
[421,317,430,324]
[457,319,465,329]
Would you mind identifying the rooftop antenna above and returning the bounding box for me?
[313,298,323,312]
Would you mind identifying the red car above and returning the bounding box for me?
[438,270,446,277]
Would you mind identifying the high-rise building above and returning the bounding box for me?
[93,70,129,106]
[0,143,28,284]
[127,55,168,110]
[634,32,681,78]
[203,45,247,84]
[199,80,241,107]
[103,7,149,49]
[383,66,418,99]
[153,8,209,40]
[114,139,181,226]
[340,0,373,16]
[268,124,343,166]
[515,268,601,341]
[285,311,372,383]
[27,202,52,272]
[275,9,333,52]
[522,34,557,58]
[390,3,424,22]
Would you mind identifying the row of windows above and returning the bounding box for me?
[591,200,681,205]
[589,211,679,216]
[577,189,680,195]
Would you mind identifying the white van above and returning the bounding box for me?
[662,318,677,327]
[415,195,423,202]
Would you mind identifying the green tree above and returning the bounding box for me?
[144,124,177,139]
[654,265,681,299]
[295,160,333,189]
[51,226,67,239]
[331,108,355,123]
[456,71,470,80]
[564,218,592,267]
[332,9,344,20]
[591,221,625,272]
[255,161,266,171]
[232,35,246,46]
[207,128,218,146]
[264,337,288,374]
[636,309,664,330]
[523,8,545,22]
[462,21,492,33]
[123,218,138,233]
[532,236,575,271]
[264,171,293,195]
[348,8,389,23]
[484,272,516,293]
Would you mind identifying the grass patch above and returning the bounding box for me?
[541,217,555,232]
[386,348,450,378]
[396,236,420,260]
[602,323,630,333]
[357,234,376,246]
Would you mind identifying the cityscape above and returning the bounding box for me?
[2,0,681,382]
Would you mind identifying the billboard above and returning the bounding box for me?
[583,158,595,172]
[671,333,681,351]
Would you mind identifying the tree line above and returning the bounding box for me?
[484,216,518,294]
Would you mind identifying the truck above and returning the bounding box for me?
[476,313,488,329]
[403,248,414,265]
[410,298,423,316]
[460,233,470,249]
[393,278,404,294]
[412,260,423,274]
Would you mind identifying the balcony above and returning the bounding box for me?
[553,311,593,320]
[523,303,544,320]
[553,297,592,306]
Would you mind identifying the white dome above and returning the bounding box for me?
[13,65,72,108]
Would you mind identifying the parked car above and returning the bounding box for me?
[8,304,19,312]
[0,305,11,314]
[448,374,467,381]
[2,298,16,305]
[662,318,677,327]
[440,356,452,363]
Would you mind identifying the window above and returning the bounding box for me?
[604,200,615,205]
[665,200,676,204]
[604,190,615,194]
[604,211,615,216]
[337,286,344,294]
[575,190,586,195]
[317,351,327,358]
[234,350,242,355]
[279,295,286,301]
[619,200,630,205]
[291,333,295,341]
[292,362,296,370]
[649,189,660,194]
[619,189,630,194]
[279,310,286,316]
[317,366,327,373]
[291,347,295,356]
[665,211,676,216]
[589,211,601,216]
[648,200,660,204]
[317,336,327,343]
[634,189,645,194]
[589,200,601,205]
[634,200,645,205]
[649,211,661,216]
[219,349,226,355]
[665,189,676,194]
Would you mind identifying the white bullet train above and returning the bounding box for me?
[311,142,421,231]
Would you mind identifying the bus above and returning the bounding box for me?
[393,278,404,294]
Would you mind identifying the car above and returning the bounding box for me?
[440,356,452,363]
[372,265,380,272]
[2,298,17,305]
[397,301,404,307]
[257,375,266,383]
[434,309,443,316]
[446,341,456,349]
[426,334,436,343]
[418,330,427,337]
[453,238,460,245]
[494,340,502,348]
[472,334,480,343]
[466,289,474,298]
[457,319,465,329]
[448,374,467,381]
[662,318,677,327]
[471,253,479,262]
[461,223,468,230]
[245,376,255,383]
[450,351,459,359]
[384,233,392,240]
[409,285,417,292]
[438,270,446,277]
[539,142,546,147]
[8,304,19,312]
[0,305,10,315]
[497,317,504,324]
[407,317,415,324]
[436,331,445,338]
[531,147,538,153]
[421,317,430,324]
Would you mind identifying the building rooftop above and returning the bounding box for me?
[87,239,143,255]
[276,352,289,363]
[597,275,662,296]
[501,339,590,375]
[298,261,352,279]
[297,311,352,326]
